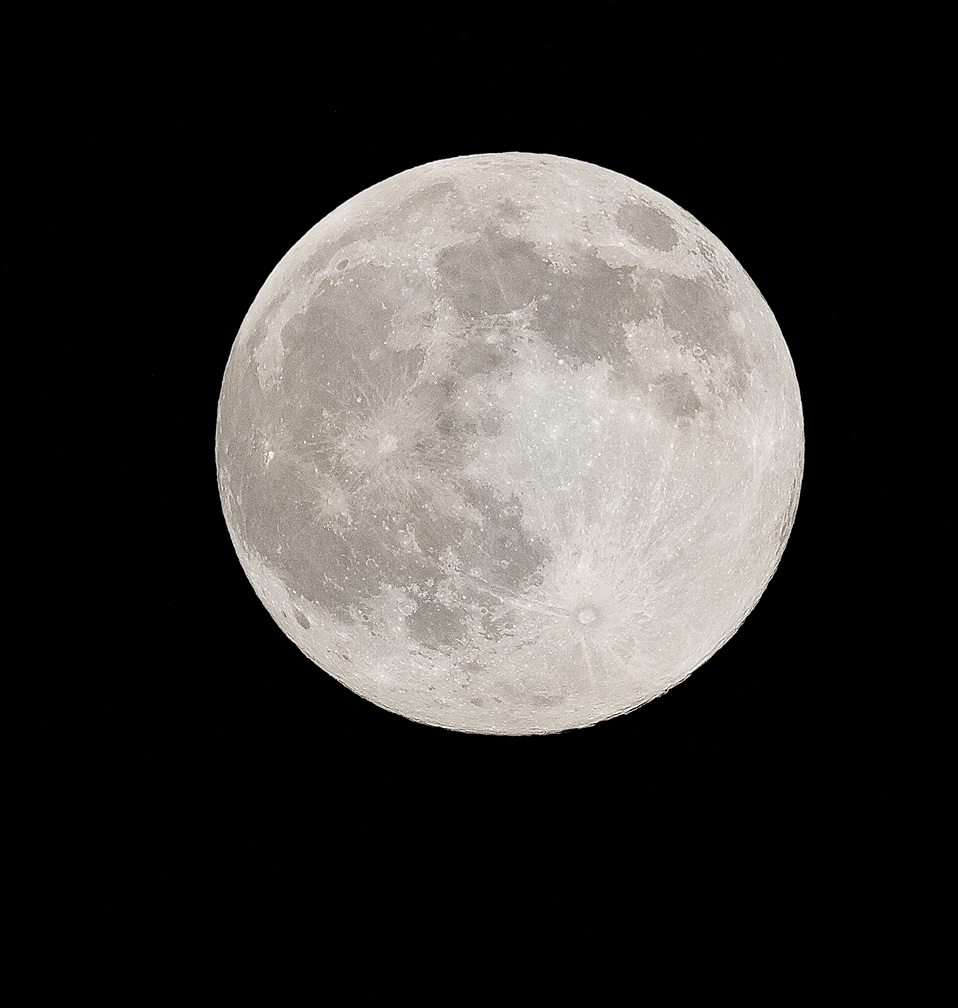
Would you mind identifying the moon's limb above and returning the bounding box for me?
[216,152,803,735]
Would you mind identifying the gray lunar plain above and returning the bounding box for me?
[215,152,803,735]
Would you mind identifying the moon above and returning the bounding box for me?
[215,152,803,735]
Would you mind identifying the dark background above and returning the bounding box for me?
[42,15,909,904]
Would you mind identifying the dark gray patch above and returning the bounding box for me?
[657,273,726,337]
[385,180,463,236]
[449,337,511,382]
[646,271,749,394]
[398,485,553,646]
[478,410,504,438]
[434,401,475,445]
[457,489,552,597]
[404,598,468,655]
[617,201,679,252]
[654,371,703,422]
[496,199,526,222]
[294,610,311,629]
[281,263,393,396]
[299,236,343,274]
[234,455,391,621]
[528,693,566,708]
[535,248,641,368]
[436,230,552,316]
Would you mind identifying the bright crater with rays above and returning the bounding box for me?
[216,152,803,734]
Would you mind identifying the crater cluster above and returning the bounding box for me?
[216,153,803,734]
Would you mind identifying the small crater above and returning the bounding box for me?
[336,259,349,270]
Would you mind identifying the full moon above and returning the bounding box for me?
[216,153,803,735]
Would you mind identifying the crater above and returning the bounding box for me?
[294,610,311,629]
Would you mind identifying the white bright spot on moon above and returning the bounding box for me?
[216,152,803,735]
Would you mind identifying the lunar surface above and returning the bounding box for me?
[216,152,803,735]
